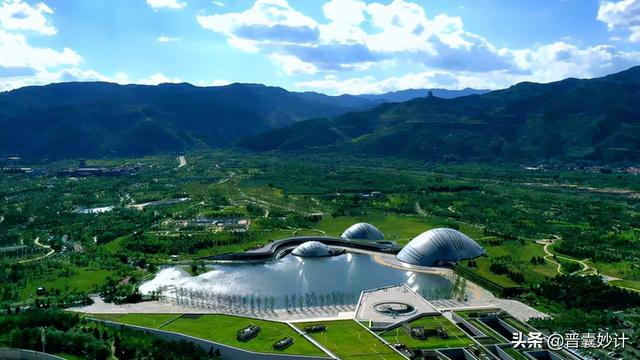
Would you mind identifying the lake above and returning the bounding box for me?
[140,252,454,308]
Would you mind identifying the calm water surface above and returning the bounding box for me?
[140,253,453,307]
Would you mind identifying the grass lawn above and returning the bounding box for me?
[379,315,473,350]
[161,314,324,356]
[465,319,508,344]
[316,213,475,245]
[609,279,640,291]
[502,317,536,334]
[89,313,181,329]
[459,241,557,288]
[585,260,640,291]
[295,320,405,360]
[21,267,113,299]
[90,313,325,356]
[102,235,125,253]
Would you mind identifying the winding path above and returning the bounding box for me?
[18,237,55,264]
[537,239,595,275]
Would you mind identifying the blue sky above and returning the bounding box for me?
[0,0,639,94]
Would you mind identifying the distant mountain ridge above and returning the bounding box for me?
[359,88,490,102]
[238,66,640,163]
[0,81,481,160]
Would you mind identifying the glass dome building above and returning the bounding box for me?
[340,223,385,241]
[292,241,333,257]
[396,228,485,266]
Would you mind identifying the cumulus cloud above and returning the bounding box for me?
[0,1,186,91]
[0,0,56,35]
[157,35,180,42]
[597,0,640,42]
[194,0,640,93]
[296,41,640,94]
[137,72,181,85]
[0,68,183,91]
[147,0,186,10]
[0,67,116,91]
[0,29,80,70]
[270,53,317,74]
[211,79,230,86]
[197,0,318,53]
[0,1,93,91]
[197,0,523,75]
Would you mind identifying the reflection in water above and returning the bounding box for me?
[140,253,453,308]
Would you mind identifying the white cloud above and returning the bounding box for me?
[197,0,317,34]
[597,0,640,42]
[0,68,185,91]
[195,79,230,86]
[211,79,230,86]
[270,53,317,74]
[137,72,181,85]
[0,29,80,70]
[319,0,368,44]
[0,67,116,91]
[197,0,516,74]
[157,35,180,42]
[295,41,640,94]
[0,2,93,91]
[212,1,224,7]
[0,0,57,35]
[192,0,640,94]
[146,0,186,10]
[197,0,319,52]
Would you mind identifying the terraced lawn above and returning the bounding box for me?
[89,313,181,329]
[503,317,536,334]
[295,320,406,360]
[89,313,326,357]
[379,315,473,350]
[503,347,529,360]
[165,315,325,356]
[465,319,508,344]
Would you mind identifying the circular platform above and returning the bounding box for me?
[373,301,416,316]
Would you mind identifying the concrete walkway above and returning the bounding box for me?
[70,296,357,322]
[372,253,495,301]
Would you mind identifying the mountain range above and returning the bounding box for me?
[238,66,640,163]
[1,66,639,163]
[0,82,476,160]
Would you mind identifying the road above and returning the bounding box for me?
[18,237,55,264]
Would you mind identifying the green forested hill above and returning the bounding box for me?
[238,66,640,163]
[0,82,378,160]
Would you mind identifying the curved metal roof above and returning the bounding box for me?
[291,241,331,257]
[396,228,485,266]
[340,223,384,241]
